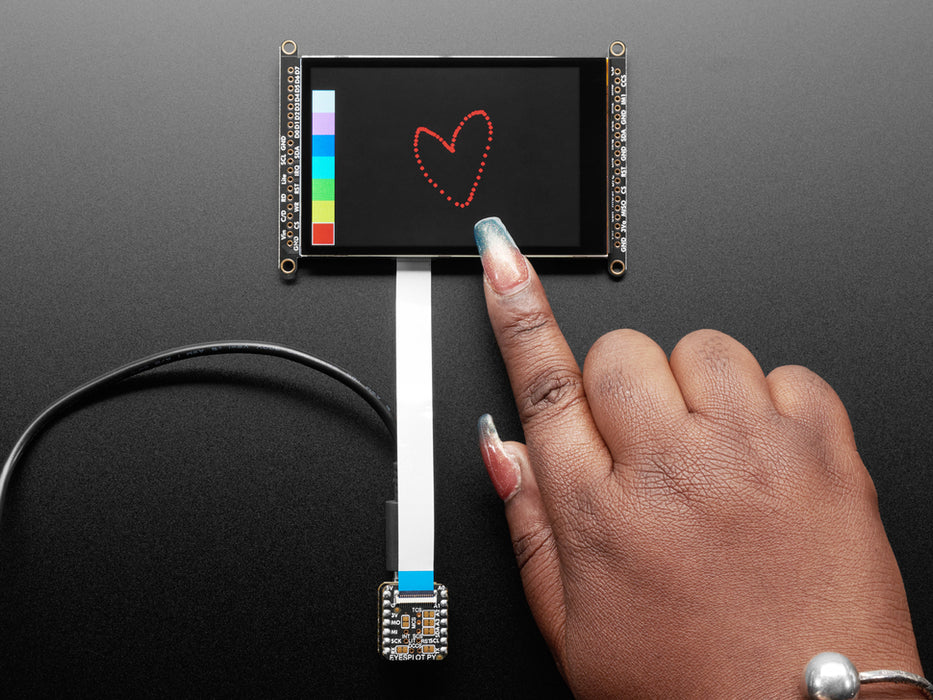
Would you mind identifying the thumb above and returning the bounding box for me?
[478,414,566,654]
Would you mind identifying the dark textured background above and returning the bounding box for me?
[1,1,930,696]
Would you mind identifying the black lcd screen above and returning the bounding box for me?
[299,57,607,257]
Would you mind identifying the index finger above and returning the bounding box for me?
[474,217,612,496]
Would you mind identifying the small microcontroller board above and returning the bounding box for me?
[378,582,448,661]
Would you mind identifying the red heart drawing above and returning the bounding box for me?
[413,110,494,208]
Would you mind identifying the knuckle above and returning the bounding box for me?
[516,364,586,426]
[586,328,662,370]
[677,328,733,353]
[769,364,839,409]
[497,307,554,345]
[770,362,823,388]
[673,329,742,372]
[588,327,642,355]
[512,522,556,572]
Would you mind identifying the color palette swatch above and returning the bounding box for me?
[311,90,335,245]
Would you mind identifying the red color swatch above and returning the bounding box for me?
[312,222,335,246]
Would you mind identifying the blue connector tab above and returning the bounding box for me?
[398,570,434,592]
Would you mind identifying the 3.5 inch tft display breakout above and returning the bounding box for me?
[278,41,628,278]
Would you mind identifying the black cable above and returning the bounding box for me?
[0,341,396,526]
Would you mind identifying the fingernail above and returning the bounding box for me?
[477,413,521,501]
[473,217,530,295]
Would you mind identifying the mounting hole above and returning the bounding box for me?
[610,259,626,276]
[280,258,297,274]
[281,40,297,55]
[609,41,626,57]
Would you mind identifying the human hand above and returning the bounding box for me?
[473,217,922,699]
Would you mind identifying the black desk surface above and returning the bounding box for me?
[2,2,931,696]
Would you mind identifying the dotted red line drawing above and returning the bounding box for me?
[413,109,493,208]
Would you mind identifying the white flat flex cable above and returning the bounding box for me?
[395,260,434,592]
